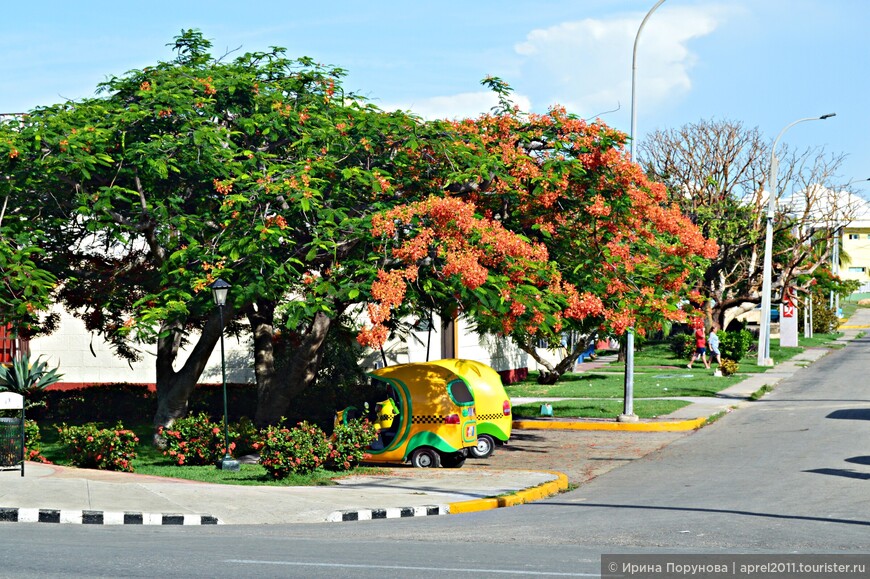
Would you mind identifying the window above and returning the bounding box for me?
[447,380,474,405]
[848,267,866,273]
[848,234,860,240]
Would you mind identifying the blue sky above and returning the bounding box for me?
[2,0,867,193]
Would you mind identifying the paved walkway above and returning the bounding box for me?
[1,309,866,525]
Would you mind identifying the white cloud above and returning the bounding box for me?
[513,5,735,118]
[380,90,533,121]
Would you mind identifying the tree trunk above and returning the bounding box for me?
[152,305,232,445]
[516,337,589,385]
[254,310,334,427]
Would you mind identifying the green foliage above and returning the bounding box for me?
[233,416,260,457]
[812,294,840,334]
[718,328,752,362]
[256,421,331,478]
[719,358,739,377]
[157,412,238,466]
[57,421,139,472]
[24,419,49,463]
[0,354,63,394]
[329,418,377,471]
[670,332,695,360]
[26,383,155,424]
[0,232,58,335]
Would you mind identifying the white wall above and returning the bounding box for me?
[29,308,255,384]
[30,307,533,385]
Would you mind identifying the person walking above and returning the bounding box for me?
[687,325,710,369]
[708,325,722,368]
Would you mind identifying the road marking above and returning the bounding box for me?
[225,559,597,576]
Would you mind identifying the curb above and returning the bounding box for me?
[327,504,448,522]
[448,470,569,515]
[512,418,707,432]
[0,507,221,525]
[327,471,569,522]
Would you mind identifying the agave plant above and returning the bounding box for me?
[0,355,64,394]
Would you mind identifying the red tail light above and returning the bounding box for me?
[444,414,460,424]
[503,400,512,416]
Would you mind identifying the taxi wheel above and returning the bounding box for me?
[469,434,495,459]
[440,451,466,468]
[409,447,441,468]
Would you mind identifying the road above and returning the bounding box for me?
[1,335,868,578]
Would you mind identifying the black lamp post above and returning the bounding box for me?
[210,278,240,472]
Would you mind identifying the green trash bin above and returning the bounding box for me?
[0,392,25,476]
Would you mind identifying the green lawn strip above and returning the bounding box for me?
[508,330,845,400]
[513,398,690,419]
[507,370,741,399]
[35,421,387,486]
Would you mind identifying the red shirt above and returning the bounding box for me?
[695,328,706,349]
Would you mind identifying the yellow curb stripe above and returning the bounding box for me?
[840,325,870,329]
[448,471,569,515]
[512,418,706,432]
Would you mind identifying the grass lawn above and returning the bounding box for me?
[506,370,742,399]
[35,421,386,486]
[512,398,690,419]
[507,331,845,401]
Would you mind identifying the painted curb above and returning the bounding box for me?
[512,417,707,432]
[448,470,569,515]
[0,507,221,525]
[327,504,448,522]
[327,471,569,521]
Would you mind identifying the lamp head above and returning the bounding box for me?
[209,278,231,307]
[819,113,836,120]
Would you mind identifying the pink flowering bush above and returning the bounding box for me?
[329,418,377,471]
[158,412,238,466]
[57,421,138,472]
[255,421,331,478]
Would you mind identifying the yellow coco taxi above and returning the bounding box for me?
[335,362,477,468]
[428,359,512,459]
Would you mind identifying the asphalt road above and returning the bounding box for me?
[2,335,869,578]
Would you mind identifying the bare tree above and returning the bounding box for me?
[639,118,854,329]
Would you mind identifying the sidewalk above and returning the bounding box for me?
[1,310,865,526]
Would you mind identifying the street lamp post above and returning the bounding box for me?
[757,113,836,366]
[620,0,665,423]
[210,278,240,472]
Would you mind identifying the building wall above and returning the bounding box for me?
[29,308,530,386]
[841,224,870,285]
[29,307,255,386]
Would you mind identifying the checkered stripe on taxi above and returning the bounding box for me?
[411,415,448,424]
[476,412,508,421]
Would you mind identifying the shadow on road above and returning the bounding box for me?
[827,408,870,421]
[805,468,870,481]
[530,501,870,527]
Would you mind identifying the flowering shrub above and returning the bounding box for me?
[329,418,377,471]
[719,358,739,377]
[158,412,238,466]
[232,416,260,457]
[256,421,331,478]
[24,419,50,464]
[57,421,138,472]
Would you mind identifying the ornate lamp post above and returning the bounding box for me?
[210,278,240,472]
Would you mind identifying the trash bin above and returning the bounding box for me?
[0,392,25,476]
